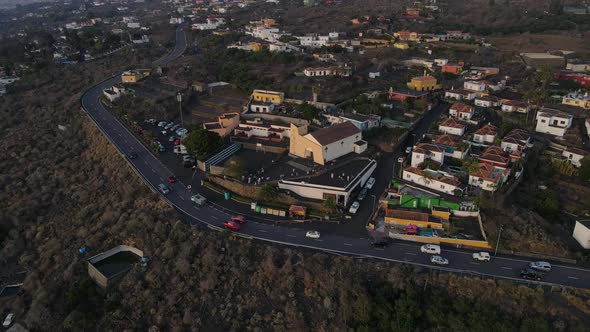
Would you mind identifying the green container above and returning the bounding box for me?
[224,192,230,200]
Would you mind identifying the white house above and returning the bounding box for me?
[501,100,530,113]
[438,118,466,136]
[448,103,474,120]
[402,167,462,196]
[249,102,275,113]
[474,96,501,108]
[535,108,573,137]
[464,80,486,92]
[192,17,225,30]
[278,159,376,206]
[339,113,380,131]
[433,135,469,160]
[304,67,334,77]
[586,119,590,138]
[562,147,587,168]
[411,143,445,167]
[445,89,476,101]
[434,58,449,66]
[102,84,125,102]
[473,124,498,144]
[269,43,290,52]
[501,129,531,153]
[468,163,509,192]
[573,219,590,249]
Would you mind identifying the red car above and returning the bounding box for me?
[167,176,177,183]
[230,216,245,224]
[174,139,181,146]
[223,220,240,231]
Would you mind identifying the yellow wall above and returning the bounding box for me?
[432,210,450,221]
[384,216,444,230]
[563,97,590,110]
[121,73,139,83]
[390,234,492,249]
[394,43,409,49]
[252,90,284,104]
[289,124,324,165]
[408,77,438,91]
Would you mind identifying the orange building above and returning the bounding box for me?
[441,62,464,75]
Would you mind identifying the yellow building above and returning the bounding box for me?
[407,75,440,91]
[562,92,590,110]
[203,113,240,138]
[251,89,285,104]
[431,206,450,221]
[261,18,276,27]
[121,69,150,84]
[385,209,444,229]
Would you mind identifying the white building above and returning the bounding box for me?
[402,167,462,196]
[438,118,466,136]
[127,22,141,29]
[474,96,501,108]
[445,89,476,101]
[573,219,590,249]
[464,80,486,92]
[448,103,474,120]
[501,100,530,113]
[473,124,498,144]
[411,143,444,167]
[566,63,590,72]
[324,113,381,131]
[468,163,509,192]
[535,108,573,137]
[501,129,531,153]
[562,147,587,168]
[269,43,290,52]
[586,119,590,138]
[192,17,225,30]
[102,84,125,102]
[249,102,275,113]
[434,58,448,66]
[278,159,377,206]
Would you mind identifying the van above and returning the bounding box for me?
[529,261,551,272]
[420,244,441,255]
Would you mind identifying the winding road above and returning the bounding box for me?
[80,25,590,289]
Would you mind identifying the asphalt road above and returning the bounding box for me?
[80,25,590,289]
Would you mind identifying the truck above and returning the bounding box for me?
[174,144,188,155]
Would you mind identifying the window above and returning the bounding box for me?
[541,120,546,123]
[440,185,445,189]
[560,121,565,125]
[406,174,410,179]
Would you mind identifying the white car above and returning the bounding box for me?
[158,184,170,195]
[472,252,491,262]
[349,201,360,214]
[365,177,376,189]
[405,146,412,154]
[161,130,168,136]
[3,313,14,327]
[420,244,441,255]
[164,122,175,130]
[158,121,167,127]
[430,255,449,265]
[529,261,552,272]
[306,230,320,239]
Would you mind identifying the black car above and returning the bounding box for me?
[520,268,544,281]
[370,238,389,248]
[127,152,138,159]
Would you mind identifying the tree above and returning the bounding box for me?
[535,65,553,90]
[549,0,562,15]
[578,157,590,182]
[296,102,320,120]
[258,184,277,202]
[183,129,221,158]
[323,196,337,213]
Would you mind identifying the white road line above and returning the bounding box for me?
[568,276,579,280]
[211,215,218,220]
[179,196,184,201]
[374,248,385,251]
[405,252,417,256]
[470,262,480,265]
[151,169,156,173]
[287,234,297,238]
[258,229,268,233]
[501,267,512,270]
[344,243,353,246]
[315,239,324,242]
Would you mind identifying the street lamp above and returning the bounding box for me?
[177,92,184,127]
[371,194,377,213]
[494,224,504,256]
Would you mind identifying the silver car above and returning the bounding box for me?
[158,184,170,194]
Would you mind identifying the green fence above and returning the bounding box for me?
[399,195,460,211]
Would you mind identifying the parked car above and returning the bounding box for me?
[529,261,552,272]
[349,201,360,214]
[3,313,14,328]
[158,184,170,194]
[159,144,166,152]
[170,124,180,131]
[472,252,491,262]
[174,139,181,146]
[397,156,405,164]
[126,152,138,159]
[420,244,441,255]
[176,128,188,136]
[146,118,157,125]
[365,177,376,189]
[358,188,368,201]
[161,130,168,136]
[168,136,176,142]
[405,146,412,154]
[158,121,167,127]
[167,176,177,183]
[370,238,389,248]
[224,220,240,231]
[430,255,449,265]
[306,230,320,239]
[520,268,544,281]
[164,122,175,130]
[230,215,246,224]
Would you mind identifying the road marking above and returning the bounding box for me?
[179,196,184,201]
[405,252,417,256]
[151,168,156,173]
[398,243,413,247]
[344,243,353,246]
[470,262,480,266]
[211,215,218,220]
[501,267,512,270]
[258,229,268,233]
[374,248,385,251]
[568,276,579,280]
[287,234,296,238]
[315,239,323,242]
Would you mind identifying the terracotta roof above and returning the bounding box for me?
[386,209,429,221]
[439,117,466,129]
[504,128,530,142]
[538,108,573,120]
[474,124,498,136]
[308,121,361,146]
[414,143,443,154]
[502,100,528,107]
[434,134,460,147]
[469,163,509,183]
[446,89,473,96]
[479,145,510,165]
[450,103,474,114]
[475,95,500,102]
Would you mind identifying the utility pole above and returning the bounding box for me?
[177,92,184,127]
[494,224,504,256]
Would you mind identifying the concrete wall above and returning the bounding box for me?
[237,141,287,154]
[573,222,590,249]
[322,133,362,162]
[210,165,225,175]
[388,233,492,249]
[241,112,310,126]
[87,245,144,289]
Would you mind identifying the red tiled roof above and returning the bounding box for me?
[450,103,474,114]
[469,163,509,183]
[404,166,461,186]
[538,108,573,119]
[503,128,530,142]
[414,143,443,154]
[479,145,509,165]
[434,134,460,147]
[474,124,498,136]
[439,118,466,129]
[502,100,528,107]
